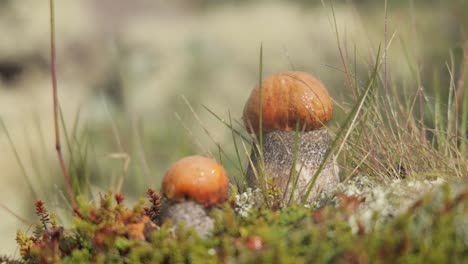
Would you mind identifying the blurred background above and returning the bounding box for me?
[0,0,466,255]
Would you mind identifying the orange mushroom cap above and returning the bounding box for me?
[243,71,333,134]
[161,155,229,207]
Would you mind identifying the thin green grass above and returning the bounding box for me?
[252,44,270,206]
[285,121,301,206]
[180,96,243,175]
[24,125,47,199]
[203,44,272,204]
[302,45,383,203]
[342,47,467,183]
[228,111,246,188]
[59,107,82,196]
[0,118,38,201]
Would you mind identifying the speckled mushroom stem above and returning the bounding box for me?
[160,200,215,238]
[159,155,229,238]
[246,128,339,204]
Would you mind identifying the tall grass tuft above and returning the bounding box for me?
[340,45,468,184]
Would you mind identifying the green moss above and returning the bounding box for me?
[10,183,468,264]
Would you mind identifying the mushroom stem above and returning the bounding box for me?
[160,200,215,238]
[246,128,339,204]
[159,155,229,238]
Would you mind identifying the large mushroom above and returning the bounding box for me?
[243,71,339,204]
[160,155,229,237]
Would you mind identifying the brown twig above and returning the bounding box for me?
[50,0,77,208]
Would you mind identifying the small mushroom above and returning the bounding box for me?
[243,71,339,204]
[160,155,229,237]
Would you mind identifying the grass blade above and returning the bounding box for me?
[301,45,382,204]
[229,111,246,188]
[0,118,38,201]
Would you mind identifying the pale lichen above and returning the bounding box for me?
[334,175,448,234]
[233,188,262,217]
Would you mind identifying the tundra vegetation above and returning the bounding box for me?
[0,0,467,263]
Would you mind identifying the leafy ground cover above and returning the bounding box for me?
[6,179,467,263]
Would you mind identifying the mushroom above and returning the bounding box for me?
[243,71,339,204]
[160,155,229,237]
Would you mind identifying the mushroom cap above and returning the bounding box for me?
[243,71,333,134]
[161,155,229,207]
